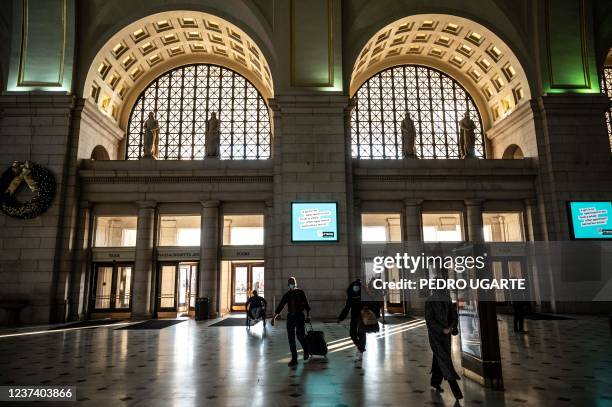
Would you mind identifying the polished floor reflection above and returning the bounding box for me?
[0,315,611,406]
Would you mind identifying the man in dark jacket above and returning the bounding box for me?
[338,279,366,364]
[273,277,311,366]
[425,289,463,401]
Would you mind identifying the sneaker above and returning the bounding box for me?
[356,351,363,362]
[288,358,298,367]
[303,352,310,361]
[352,348,360,362]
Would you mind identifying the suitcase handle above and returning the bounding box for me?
[307,321,314,332]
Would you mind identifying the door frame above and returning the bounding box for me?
[230,262,264,311]
[156,261,199,313]
[90,261,134,313]
[490,256,528,305]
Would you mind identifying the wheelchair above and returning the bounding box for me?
[246,306,266,328]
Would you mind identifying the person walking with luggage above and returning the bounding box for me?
[338,279,367,366]
[425,287,463,401]
[272,277,311,366]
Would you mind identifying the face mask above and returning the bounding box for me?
[289,284,295,289]
[353,285,360,293]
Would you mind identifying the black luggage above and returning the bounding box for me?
[306,322,328,356]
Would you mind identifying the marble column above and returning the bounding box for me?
[523,198,543,242]
[67,201,91,321]
[403,199,423,314]
[523,198,552,311]
[200,200,220,318]
[264,200,275,315]
[465,199,485,243]
[132,201,156,320]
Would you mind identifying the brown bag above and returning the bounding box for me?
[360,306,379,333]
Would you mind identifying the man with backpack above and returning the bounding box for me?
[272,277,311,366]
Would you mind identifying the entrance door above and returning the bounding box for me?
[177,263,198,314]
[491,258,527,304]
[157,262,199,315]
[231,263,264,311]
[91,263,133,312]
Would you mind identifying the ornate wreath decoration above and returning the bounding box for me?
[0,161,56,219]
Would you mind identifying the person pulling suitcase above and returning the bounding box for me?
[272,277,311,366]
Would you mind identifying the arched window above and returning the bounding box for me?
[601,66,612,153]
[351,65,484,159]
[127,64,271,160]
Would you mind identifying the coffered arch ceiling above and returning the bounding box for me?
[83,11,274,128]
[350,14,532,127]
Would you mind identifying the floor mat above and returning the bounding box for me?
[380,315,416,325]
[209,318,248,327]
[49,319,124,330]
[525,313,574,320]
[116,319,186,330]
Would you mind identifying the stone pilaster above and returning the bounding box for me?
[131,201,156,319]
[264,199,275,313]
[199,200,220,317]
[67,201,91,321]
[403,199,423,314]
[465,199,485,243]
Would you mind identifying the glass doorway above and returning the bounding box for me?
[91,263,133,311]
[231,262,264,311]
[157,262,198,316]
[491,259,527,303]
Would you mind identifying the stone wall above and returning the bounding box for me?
[271,94,351,318]
[0,94,74,325]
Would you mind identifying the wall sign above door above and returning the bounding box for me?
[0,161,56,219]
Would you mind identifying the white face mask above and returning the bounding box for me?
[289,284,295,290]
[353,285,360,293]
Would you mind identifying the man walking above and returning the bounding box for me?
[272,277,311,366]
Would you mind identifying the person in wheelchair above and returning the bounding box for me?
[246,290,267,326]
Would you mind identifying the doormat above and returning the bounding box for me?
[525,313,574,320]
[116,319,186,330]
[380,315,416,325]
[209,318,247,327]
[49,319,124,330]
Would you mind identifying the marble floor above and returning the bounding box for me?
[0,315,611,407]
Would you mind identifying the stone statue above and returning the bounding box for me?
[459,111,476,159]
[401,112,417,158]
[205,112,221,158]
[143,112,160,159]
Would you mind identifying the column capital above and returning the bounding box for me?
[523,198,538,207]
[464,199,484,207]
[78,200,91,209]
[201,200,220,208]
[264,199,274,208]
[403,198,424,207]
[136,200,157,209]
[353,198,361,208]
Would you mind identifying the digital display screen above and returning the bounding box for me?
[568,201,612,239]
[291,202,338,242]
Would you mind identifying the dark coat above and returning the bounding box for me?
[338,281,364,321]
[425,295,460,381]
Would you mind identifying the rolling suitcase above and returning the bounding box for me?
[306,322,328,356]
